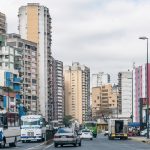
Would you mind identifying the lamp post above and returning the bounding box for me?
[139,36,149,139]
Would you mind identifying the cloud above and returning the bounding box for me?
[0,0,150,83]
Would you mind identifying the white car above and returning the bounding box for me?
[104,130,108,136]
[140,129,150,136]
[80,129,93,140]
[53,127,81,147]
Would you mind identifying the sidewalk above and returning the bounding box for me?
[129,136,150,144]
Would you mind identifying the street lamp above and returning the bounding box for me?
[139,36,149,139]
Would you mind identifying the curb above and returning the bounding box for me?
[129,137,150,144]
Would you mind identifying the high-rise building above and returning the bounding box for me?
[0,12,6,35]
[51,58,64,124]
[132,64,150,122]
[118,71,132,118]
[18,3,52,121]
[92,84,117,118]
[7,33,38,114]
[92,72,110,87]
[64,62,90,124]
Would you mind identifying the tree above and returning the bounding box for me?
[63,115,73,127]
[95,108,114,122]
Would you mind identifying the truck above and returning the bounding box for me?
[108,118,128,140]
[21,115,46,142]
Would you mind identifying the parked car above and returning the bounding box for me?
[80,129,93,140]
[53,127,81,147]
[140,129,150,136]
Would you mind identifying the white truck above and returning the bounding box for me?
[21,115,46,142]
[108,118,128,140]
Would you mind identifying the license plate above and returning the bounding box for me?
[61,136,66,138]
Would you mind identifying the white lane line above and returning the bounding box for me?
[26,142,45,150]
[43,143,54,150]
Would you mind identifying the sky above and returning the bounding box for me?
[0,0,150,83]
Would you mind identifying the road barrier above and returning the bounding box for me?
[46,129,54,141]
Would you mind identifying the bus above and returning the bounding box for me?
[21,115,46,142]
[84,121,97,138]
[0,110,20,148]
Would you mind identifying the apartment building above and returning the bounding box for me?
[92,84,117,118]
[0,70,21,112]
[0,12,6,35]
[118,71,132,118]
[92,72,110,87]
[7,33,38,114]
[132,64,150,122]
[51,58,64,124]
[0,39,21,112]
[18,3,52,121]
[64,62,90,124]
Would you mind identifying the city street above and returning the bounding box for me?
[3,134,150,150]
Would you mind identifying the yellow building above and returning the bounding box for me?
[18,3,52,121]
[92,84,117,119]
[64,62,90,124]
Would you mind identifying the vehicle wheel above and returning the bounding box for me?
[12,138,17,147]
[54,143,58,147]
[9,138,17,147]
[90,138,93,140]
[22,140,26,143]
[93,134,97,138]
[108,136,112,140]
[61,144,63,147]
[73,142,77,147]
[42,134,45,141]
[79,142,81,146]
[0,140,5,148]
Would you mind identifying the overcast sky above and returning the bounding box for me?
[0,0,150,83]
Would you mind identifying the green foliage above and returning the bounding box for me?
[63,115,73,127]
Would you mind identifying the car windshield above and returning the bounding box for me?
[57,128,73,133]
[82,130,90,132]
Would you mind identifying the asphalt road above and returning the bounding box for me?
[3,134,150,150]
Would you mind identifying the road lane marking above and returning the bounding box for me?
[26,142,45,150]
[43,143,54,150]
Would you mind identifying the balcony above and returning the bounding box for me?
[13,77,21,83]
[16,94,21,100]
[13,85,21,92]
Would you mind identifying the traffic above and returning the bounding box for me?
[0,113,149,149]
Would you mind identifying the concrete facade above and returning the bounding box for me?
[18,3,52,121]
[51,58,64,124]
[92,84,117,118]
[64,62,90,124]
[7,33,38,114]
[118,71,132,118]
[92,72,110,87]
[0,12,6,35]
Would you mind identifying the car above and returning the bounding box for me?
[80,129,93,140]
[104,130,108,136]
[140,129,150,136]
[53,127,81,147]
